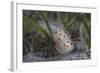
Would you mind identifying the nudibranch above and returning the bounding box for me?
[51,24,74,54]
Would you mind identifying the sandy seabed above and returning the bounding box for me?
[23,41,91,62]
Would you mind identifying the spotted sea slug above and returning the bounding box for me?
[51,24,74,54]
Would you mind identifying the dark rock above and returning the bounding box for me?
[23,40,91,62]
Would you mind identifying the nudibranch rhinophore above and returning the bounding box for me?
[51,24,74,54]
